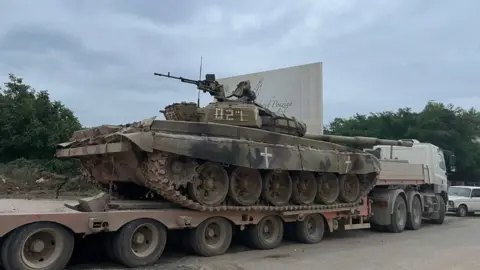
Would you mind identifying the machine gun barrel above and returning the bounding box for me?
[154,72,225,100]
[304,134,414,147]
[153,72,200,85]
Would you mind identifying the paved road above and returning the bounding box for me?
[70,214,480,270]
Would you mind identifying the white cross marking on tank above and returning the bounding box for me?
[345,155,351,173]
[260,147,273,168]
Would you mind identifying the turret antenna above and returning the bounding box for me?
[197,56,203,107]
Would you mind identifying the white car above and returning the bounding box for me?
[447,186,480,217]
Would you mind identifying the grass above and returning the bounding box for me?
[0,158,98,198]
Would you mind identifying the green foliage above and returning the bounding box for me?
[325,101,480,182]
[0,74,82,174]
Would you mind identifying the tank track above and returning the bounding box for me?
[136,151,377,212]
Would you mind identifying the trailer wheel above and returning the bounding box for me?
[189,217,232,257]
[294,214,325,244]
[1,222,74,270]
[431,194,446,223]
[112,218,167,268]
[406,195,422,230]
[245,215,283,250]
[387,195,407,233]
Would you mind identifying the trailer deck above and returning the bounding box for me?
[0,193,370,239]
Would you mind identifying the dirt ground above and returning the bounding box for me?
[69,214,480,270]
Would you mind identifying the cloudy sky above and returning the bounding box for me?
[0,0,478,127]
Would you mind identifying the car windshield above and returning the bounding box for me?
[448,187,471,197]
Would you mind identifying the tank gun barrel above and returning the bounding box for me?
[154,72,225,100]
[304,134,414,147]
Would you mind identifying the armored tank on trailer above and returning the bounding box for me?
[56,72,413,212]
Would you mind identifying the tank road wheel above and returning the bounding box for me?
[188,162,229,206]
[0,222,74,270]
[316,173,340,204]
[294,214,325,244]
[189,217,233,257]
[292,172,318,205]
[262,171,292,206]
[111,219,167,268]
[228,167,263,206]
[338,174,361,203]
[245,215,284,250]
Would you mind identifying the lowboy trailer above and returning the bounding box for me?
[0,140,453,270]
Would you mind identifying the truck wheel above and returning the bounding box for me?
[456,205,467,217]
[406,195,422,230]
[112,218,167,268]
[245,215,284,250]
[1,222,74,270]
[294,214,325,244]
[387,195,407,233]
[431,194,446,223]
[189,217,232,257]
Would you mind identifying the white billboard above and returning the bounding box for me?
[218,62,323,135]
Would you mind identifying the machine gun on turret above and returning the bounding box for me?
[154,72,259,103]
[154,72,227,101]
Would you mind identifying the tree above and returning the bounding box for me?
[0,74,82,162]
[325,101,480,183]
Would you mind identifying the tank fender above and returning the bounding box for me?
[405,191,423,215]
[369,188,405,226]
[120,132,154,152]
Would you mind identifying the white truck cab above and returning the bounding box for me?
[366,139,456,232]
[372,139,454,194]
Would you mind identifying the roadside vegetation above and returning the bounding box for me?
[1,74,479,197]
[0,74,94,197]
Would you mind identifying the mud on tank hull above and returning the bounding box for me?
[56,118,380,212]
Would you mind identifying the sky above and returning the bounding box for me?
[0,0,479,128]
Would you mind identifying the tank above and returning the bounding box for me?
[56,72,413,212]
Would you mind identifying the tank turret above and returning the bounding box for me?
[155,72,307,137]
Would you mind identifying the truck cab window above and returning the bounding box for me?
[437,149,446,171]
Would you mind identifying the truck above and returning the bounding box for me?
[0,71,456,270]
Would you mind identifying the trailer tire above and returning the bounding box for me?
[431,194,446,224]
[294,214,325,244]
[1,222,74,270]
[245,215,284,250]
[189,217,232,257]
[387,195,407,233]
[406,195,422,230]
[112,218,167,268]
